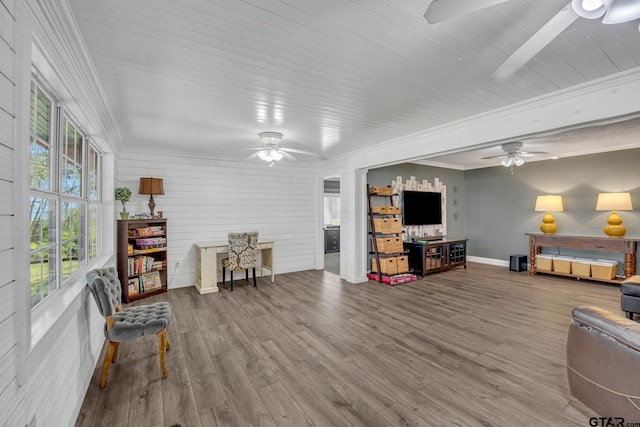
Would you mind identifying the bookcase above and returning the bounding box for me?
[116,218,168,303]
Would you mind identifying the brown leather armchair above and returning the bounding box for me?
[567,306,640,421]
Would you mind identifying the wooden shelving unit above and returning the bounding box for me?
[367,184,410,283]
[117,218,168,302]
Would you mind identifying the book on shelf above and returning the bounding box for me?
[140,271,162,291]
[128,278,139,295]
[128,255,163,276]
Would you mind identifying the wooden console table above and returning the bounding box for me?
[527,233,639,283]
[195,240,274,294]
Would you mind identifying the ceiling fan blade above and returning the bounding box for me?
[424,0,509,23]
[603,0,640,24]
[247,152,261,160]
[281,147,320,157]
[481,154,507,160]
[492,2,579,79]
[519,151,549,157]
[281,151,298,161]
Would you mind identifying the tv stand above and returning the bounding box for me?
[403,238,467,277]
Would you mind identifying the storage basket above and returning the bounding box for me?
[387,206,402,214]
[396,256,409,274]
[375,237,403,254]
[370,186,394,196]
[591,260,618,280]
[371,257,397,275]
[535,254,553,272]
[571,258,592,277]
[373,218,402,234]
[553,256,574,274]
[371,206,388,214]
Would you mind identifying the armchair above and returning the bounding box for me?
[567,306,640,419]
[86,266,173,388]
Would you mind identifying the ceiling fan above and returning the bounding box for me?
[424,0,640,78]
[247,132,321,167]
[481,142,553,173]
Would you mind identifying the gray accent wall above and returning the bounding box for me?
[464,148,640,266]
[367,148,640,273]
[367,163,466,239]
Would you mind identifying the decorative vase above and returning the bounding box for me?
[120,212,129,220]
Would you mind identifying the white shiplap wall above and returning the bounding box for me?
[3,0,120,426]
[0,0,19,422]
[117,150,319,288]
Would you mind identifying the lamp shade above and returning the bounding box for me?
[139,177,165,195]
[596,192,633,211]
[535,195,564,212]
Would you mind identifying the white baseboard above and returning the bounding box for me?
[467,255,510,268]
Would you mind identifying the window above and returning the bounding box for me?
[324,194,340,226]
[29,76,102,308]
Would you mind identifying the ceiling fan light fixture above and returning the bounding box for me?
[572,0,610,18]
[500,156,513,167]
[257,147,283,162]
[258,131,283,144]
[256,132,285,166]
[582,0,605,11]
[602,0,640,23]
[500,152,524,170]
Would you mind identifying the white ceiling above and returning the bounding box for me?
[67,0,640,168]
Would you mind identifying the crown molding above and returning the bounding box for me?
[23,0,123,152]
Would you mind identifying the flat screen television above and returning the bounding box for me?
[402,190,442,226]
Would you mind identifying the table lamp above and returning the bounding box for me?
[535,195,564,234]
[596,192,633,238]
[139,177,164,217]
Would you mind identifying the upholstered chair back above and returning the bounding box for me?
[86,266,122,317]
[227,231,259,270]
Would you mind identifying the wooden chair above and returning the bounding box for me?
[221,231,259,291]
[86,266,173,388]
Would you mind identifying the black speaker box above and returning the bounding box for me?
[510,254,528,272]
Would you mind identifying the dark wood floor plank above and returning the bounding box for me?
[256,382,316,427]
[77,264,620,426]
[212,350,278,426]
[179,331,229,422]
[90,341,136,427]
[127,338,164,427]
[308,345,394,413]
[159,333,202,427]
[273,364,354,427]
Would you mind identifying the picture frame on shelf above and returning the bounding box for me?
[140,271,162,291]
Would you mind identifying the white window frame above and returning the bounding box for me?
[29,73,104,311]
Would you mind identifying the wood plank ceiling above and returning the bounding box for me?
[67,0,640,166]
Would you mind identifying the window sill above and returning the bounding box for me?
[20,253,113,384]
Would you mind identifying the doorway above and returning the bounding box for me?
[323,178,340,275]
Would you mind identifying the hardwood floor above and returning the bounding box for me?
[75,263,621,426]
